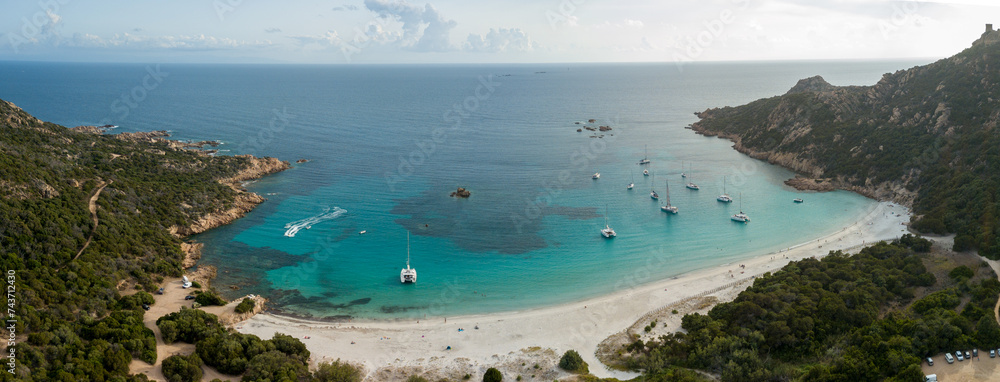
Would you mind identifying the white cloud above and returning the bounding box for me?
[465,28,537,52]
[265,28,282,33]
[61,33,272,50]
[363,0,457,51]
[625,19,644,28]
[332,4,360,11]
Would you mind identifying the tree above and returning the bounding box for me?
[312,360,362,382]
[161,354,203,382]
[241,350,309,382]
[558,350,588,374]
[483,368,503,382]
[977,316,1000,349]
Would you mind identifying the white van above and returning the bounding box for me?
[925,374,937,382]
[945,353,954,364]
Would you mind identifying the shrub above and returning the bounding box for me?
[313,359,362,382]
[241,350,309,382]
[162,354,203,382]
[483,368,503,382]
[407,376,430,382]
[235,298,256,314]
[195,291,227,306]
[558,350,588,374]
[950,265,975,281]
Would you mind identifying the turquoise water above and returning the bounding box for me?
[0,60,931,319]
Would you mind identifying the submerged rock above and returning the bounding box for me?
[450,187,471,198]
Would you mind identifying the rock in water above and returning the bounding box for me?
[450,187,471,198]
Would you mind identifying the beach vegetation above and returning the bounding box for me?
[313,359,363,382]
[235,297,256,314]
[483,368,503,382]
[559,350,589,374]
[407,376,431,382]
[194,290,228,306]
[624,237,1000,381]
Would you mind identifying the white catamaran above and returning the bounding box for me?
[400,232,417,283]
[601,205,616,238]
[731,193,750,223]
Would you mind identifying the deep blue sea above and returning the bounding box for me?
[0,59,930,319]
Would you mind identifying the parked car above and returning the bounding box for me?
[957,351,964,361]
[945,353,955,364]
[965,350,971,360]
[141,304,150,311]
[184,295,195,300]
[973,349,978,358]
[990,349,996,358]
[156,287,164,295]
[925,375,937,382]
[926,357,933,366]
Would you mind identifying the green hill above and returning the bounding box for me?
[0,99,289,380]
[691,30,1000,258]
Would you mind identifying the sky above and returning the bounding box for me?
[1,0,999,64]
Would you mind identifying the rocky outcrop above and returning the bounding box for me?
[450,187,471,198]
[295,159,309,163]
[171,155,289,237]
[217,295,268,326]
[181,241,204,269]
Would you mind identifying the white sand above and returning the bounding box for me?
[237,201,911,380]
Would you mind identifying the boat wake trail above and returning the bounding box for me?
[284,206,347,237]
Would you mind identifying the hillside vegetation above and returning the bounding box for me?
[691,31,1000,258]
[0,99,298,380]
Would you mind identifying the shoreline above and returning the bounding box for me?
[236,201,910,380]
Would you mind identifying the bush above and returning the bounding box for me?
[313,359,362,382]
[241,350,309,382]
[235,298,256,314]
[483,367,503,382]
[558,350,588,374]
[407,376,430,382]
[162,354,203,382]
[195,291,227,306]
[950,265,975,281]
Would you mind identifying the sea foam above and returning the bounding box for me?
[283,206,347,237]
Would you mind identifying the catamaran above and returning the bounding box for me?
[639,145,651,165]
[731,193,750,223]
[717,176,733,203]
[400,232,417,283]
[601,205,616,238]
[661,179,678,214]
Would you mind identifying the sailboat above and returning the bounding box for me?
[650,173,659,200]
[601,205,616,238]
[592,172,600,179]
[717,176,733,203]
[661,179,678,214]
[685,164,700,190]
[627,171,634,190]
[681,161,686,178]
[400,232,417,283]
[731,193,750,223]
[643,169,649,176]
[639,145,651,165]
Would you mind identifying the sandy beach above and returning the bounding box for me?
[237,201,911,380]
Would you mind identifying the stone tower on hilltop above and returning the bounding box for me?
[988,24,994,34]
[981,23,1000,45]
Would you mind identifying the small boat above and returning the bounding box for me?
[731,193,750,223]
[717,176,733,203]
[650,173,659,200]
[359,230,367,235]
[592,172,600,179]
[400,232,417,283]
[601,205,616,238]
[661,179,678,214]
[639,145,651,165]
[793,198,804,203]
[681,161,686,178]
[643,169,649,176]
[627,172,634,190]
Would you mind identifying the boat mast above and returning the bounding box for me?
[406,232,411,270]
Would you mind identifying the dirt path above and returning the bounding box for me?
[62,180,111,268]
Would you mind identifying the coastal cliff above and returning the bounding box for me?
[690,30,1000,257]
